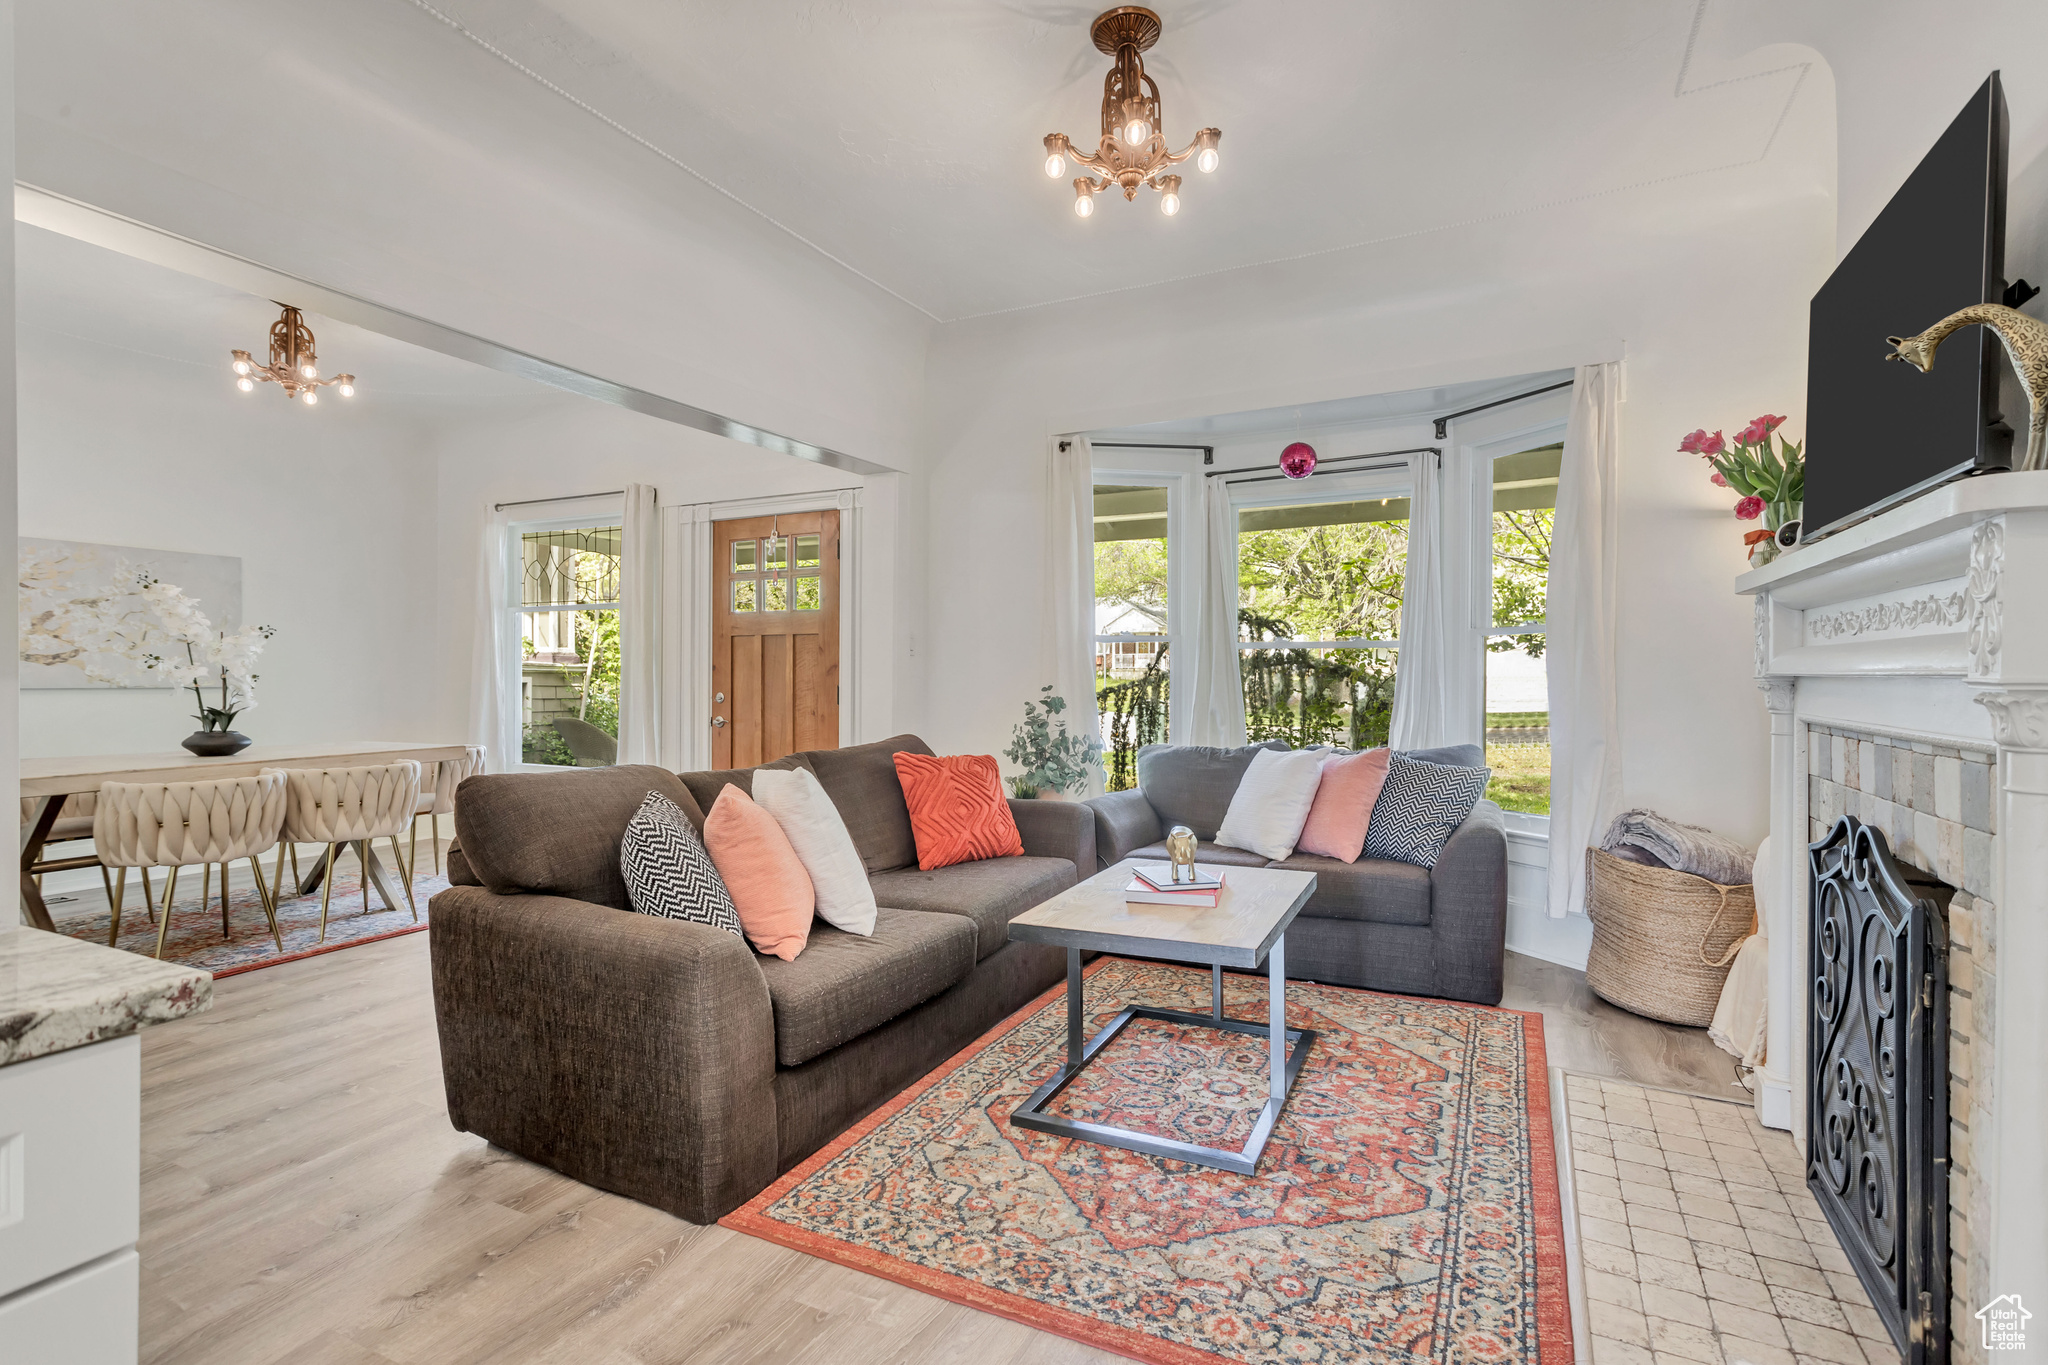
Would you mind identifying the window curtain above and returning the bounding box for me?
[617,484,662,766]
[1546,361,1624,918]
[1388,453,1451,750]
[1046,436,1104,795]
[469,504,518,773]
[1189,476,1249,747]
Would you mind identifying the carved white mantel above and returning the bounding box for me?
[1738,470,2048,1320]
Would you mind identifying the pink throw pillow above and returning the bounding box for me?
[702,786,816,960]
[1295,749,1392,863]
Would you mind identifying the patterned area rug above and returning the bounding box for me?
[51,854,450,977]
[724,957,1571,1365]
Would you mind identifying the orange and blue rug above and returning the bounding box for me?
[52,856,451,978]
[724,956,1571,1365]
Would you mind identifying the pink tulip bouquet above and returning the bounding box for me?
[1679,414,1805,563]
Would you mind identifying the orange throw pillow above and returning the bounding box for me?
[701,785,816,960]
[1295,748,1392,863]
[892,753,1024,871]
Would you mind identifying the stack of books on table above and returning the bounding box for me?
[1125,862,1226,907]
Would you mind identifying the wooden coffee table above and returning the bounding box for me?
[1004,859,1318,1174]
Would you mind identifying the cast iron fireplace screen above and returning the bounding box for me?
[1808,814,1949,1364]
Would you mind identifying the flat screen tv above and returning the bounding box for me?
[1804,72,2011,542]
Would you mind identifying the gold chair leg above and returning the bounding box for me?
[272,842,288,907]
[409,816,419,889]
[141,866,155,923]
[289,842,301,887]
[106,867,124,947]
[317,845,337,943]
[432,813,443,877]
[153,865,180,960]
[390,835,419,922]
[201,863,212,932]
[219,862,232,940]
[250,856,283,953]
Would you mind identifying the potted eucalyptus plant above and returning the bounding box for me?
[1003,684,1102,799]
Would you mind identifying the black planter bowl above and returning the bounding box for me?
[181,730,253,757]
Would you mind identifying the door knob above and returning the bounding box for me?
[714,691,726,703]
[712,716,727,728]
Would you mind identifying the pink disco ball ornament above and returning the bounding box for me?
[1279,441,1317,479]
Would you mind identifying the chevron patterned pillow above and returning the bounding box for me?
[1362,753,1492,868]
[620,791,744,937]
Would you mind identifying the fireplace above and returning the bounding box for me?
[1808,815,1950,1363]
[1742,476,2048,1364]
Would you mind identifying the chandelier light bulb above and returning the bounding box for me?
[302,389,318,406]
[1197,146,1219,174]
[1123,117,1150,146]
[1160,190,1180,215]
[236,377,254,393]
[1075,191,1094,218]
[1044,152,1066,178]
[338,380,355,397]
[300,363,318,379]
[232,358,251,376]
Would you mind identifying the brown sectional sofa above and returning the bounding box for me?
[428,736,1090,1224]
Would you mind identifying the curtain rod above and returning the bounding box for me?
[495,489,628,511]
[1060,438,1215,465]
[1433,379,1573,439]
[1207,447,1440,481]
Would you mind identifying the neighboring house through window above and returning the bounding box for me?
[513,518,623,768]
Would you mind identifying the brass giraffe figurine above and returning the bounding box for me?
[1886,302,2048,471]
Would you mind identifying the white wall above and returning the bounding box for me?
[18,327,440,757]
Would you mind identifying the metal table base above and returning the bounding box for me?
[1008,940,1316,1175]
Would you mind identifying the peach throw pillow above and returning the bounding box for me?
[1295,748,1392,863]
[702,785,816,960]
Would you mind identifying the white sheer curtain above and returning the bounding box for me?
[1189,476,1249,747]
[1046,436,1104,795]
[1388,453,1452,751]
[617,483,661,766]
[469,504,518,773]
[1547,362,1624,918]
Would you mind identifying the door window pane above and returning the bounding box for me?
[764,578,788,613]
[1094,484,1171,790]
[795,534,821,568]
[732,580,756,612]
[764,536,787,571]
[1487,444,1558,813]
[794,576,822,611]
[731,540,756,573]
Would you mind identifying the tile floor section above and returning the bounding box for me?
[1563,1074,1899,1365]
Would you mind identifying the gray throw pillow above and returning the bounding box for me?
[1364,754,1492,868]
[1135,740,1289,840]
[619,791,743,937]
[1398,743,1485,768]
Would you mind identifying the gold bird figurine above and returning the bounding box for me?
[1886,302,2048,471]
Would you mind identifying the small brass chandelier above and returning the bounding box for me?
[1042,6,1221,219]
[230,304,355,406]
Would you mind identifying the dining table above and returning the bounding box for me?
[19,740,473,934]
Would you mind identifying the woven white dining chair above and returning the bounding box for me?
[93,774,289,958]
[268,762,422,942]
[407,746,485,888]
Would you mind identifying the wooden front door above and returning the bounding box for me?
[712,510,840,767]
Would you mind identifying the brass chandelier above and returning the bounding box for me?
[231,305,355,406]
[1042,6,1221,218]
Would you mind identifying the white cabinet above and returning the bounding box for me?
[0,1036,141,1363]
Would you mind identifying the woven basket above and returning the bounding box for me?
[1584,847,1757,1027]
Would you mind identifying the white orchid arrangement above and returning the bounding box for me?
[18,553,275,730]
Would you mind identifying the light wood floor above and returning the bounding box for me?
[136,936,1739,1364]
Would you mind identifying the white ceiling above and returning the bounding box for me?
[15,224,569,418]
[385,0,1818,321]
[1096,370,1574,443]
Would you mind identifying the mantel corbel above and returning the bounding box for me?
[1974,687,2048,750]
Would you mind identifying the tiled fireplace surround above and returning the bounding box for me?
[1804,721,1995,1360]
[1741,475,2048,1361]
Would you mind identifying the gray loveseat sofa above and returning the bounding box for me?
[428,735,1089,1224]
[1085,742,1509,1004]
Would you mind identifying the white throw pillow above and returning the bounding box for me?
[751,768,878,936]
[1213,747,1327,862]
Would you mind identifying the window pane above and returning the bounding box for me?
[521,525,622,607]
[795,534,821,568]
[1238,499,1408,643]
[1488,444,1557,814]
[765,577,787,612]
[731,580,756,612]
[1486,636,1549,814]
[794,575,822,611]
[1240,645,1397,750]
[1095,484,1171,792]
[732,539,756,573]
[521,607,620,768]
[765,536,787,571]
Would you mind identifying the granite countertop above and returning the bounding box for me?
[0,928,212,1066]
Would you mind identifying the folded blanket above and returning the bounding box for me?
[1600,809,1753,885]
